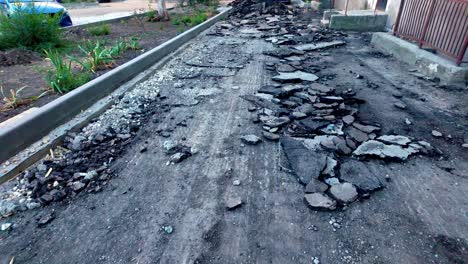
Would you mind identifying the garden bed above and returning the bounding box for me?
[0,6,217,123]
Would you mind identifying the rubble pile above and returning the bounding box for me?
[0,78,164,218]
[229,0,292,18]
[226,3,438,210]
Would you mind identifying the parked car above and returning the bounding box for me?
[0,0,72,27]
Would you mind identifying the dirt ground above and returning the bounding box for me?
[0,10,208,123]
[0,9,467,264]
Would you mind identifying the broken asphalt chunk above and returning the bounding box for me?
[226,197,243,210]
[353,140,418,161]
[339,159,384,193]
[280,137,327,185]
[37,212,55,227]
[294,40,346,52]
[240,134,262,145]
[377,135,411,146]
[273,71,319,83]
[329,183,358,203]
[304,193,336,211]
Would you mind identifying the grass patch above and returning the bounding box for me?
[0,5,64,52]
[87,24,111,36]
[172,10,209,27]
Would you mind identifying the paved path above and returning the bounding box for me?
[67,0,177,25]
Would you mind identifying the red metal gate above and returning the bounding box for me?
[394,0,468,65]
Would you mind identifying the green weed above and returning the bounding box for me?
[45,50,90,94]
[87,24,111,36]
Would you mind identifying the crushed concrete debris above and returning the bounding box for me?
[432,130,443,137]
[226,196,243,210]
[37,212,55,227]
[240,134,262,145]
[304,193,336,211]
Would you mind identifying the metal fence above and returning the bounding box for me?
[393,0,468,65]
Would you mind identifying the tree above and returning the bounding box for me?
[157,0,170,21]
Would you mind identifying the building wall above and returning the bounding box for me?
[331,0,402,30]
[385,0,402,30]
[333,0,367,10]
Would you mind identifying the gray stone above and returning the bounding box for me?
[353,123,381,133]
[0,200,19,217]
[240,135,262,145]
[291,111,307,119]
[84,170,98,180]
[72,181,86,192]
[232,180,241,186]
[170,152,190,163]
[1,223,12,231]
[304,193,336,210]
[394,102,407,109]
[162,225,174,234]
[226,197,243,210]
[330,183,358,203]
[262,131,280,141]
[264,116,291,127]
[272,71,319,82]
[392,91,403,98]
[347,127,369,142]
[322,157,337,177]
[297,118,330,133]
[277,64,296,73]
[353,140,417,161]
[339,159,384,193]
[432,130,443,137]
[377,135,411,146]
[37,212,55,227]
[280,137,327,185]
[324,177,340,186]
[342,115,355,125]
[305,179,329,193]
[71,135,86,150]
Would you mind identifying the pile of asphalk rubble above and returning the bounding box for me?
[220,0,438,210]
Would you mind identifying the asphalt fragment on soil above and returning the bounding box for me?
[228,0,438,211]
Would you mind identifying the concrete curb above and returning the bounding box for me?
[65,7,175,29]
[0,8,230,167]
[371,32,468,85]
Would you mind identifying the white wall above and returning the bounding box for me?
[385,0,402,30]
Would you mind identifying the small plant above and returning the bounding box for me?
[128,37,141,50]
[78,41,115,73]
[45,50,90,94]
[87,24,111,36]
[0,4,64,51]
[110,40,128,57]
[172,17,181,26]
[190,11,208,26]
[146,3,157,22]
[1,86,48,111]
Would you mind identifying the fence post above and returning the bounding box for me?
[456,35,468,66]
[393,0,405,35]
[419,0,437,48]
